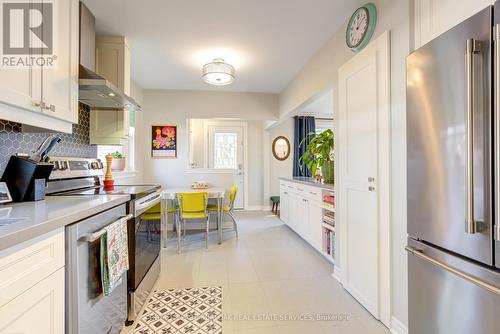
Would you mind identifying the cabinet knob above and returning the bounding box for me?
[368,177,375,182]
[44,104,55,112]
[368,186,376,192]
[33,101,42,107]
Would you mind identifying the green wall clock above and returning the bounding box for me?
[346,3,377,52]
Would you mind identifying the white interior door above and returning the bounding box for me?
[208,125,244,209]
[338,32,391,326]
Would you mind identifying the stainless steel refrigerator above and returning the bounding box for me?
[407,4,500,334]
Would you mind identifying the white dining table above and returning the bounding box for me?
[161,187,226,246]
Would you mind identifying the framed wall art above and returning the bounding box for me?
[151,125,177,158]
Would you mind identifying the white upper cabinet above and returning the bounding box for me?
[414,0,494,49]
[0,66,39,115]
[0,0,79,133]
[90,36,131,145]
[42,0,79,124]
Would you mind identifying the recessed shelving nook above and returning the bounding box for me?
[279,177,338,279]
[321,189,335,263]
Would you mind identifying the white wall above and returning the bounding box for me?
[267,118,294,199]
[277,0,411,329]
[247,121,265,208]
[140,90,279,208]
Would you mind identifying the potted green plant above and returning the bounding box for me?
[110,151,126,171]
[299,129,334,184]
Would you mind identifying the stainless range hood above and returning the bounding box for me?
[78,2,141,112]
[79,65,141,111]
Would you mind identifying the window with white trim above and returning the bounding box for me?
[213,132,238,169]
[315,118,333,135]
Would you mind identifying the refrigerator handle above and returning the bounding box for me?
[465,38,481,234]
[405,246,500,296]
[494,25,500,242]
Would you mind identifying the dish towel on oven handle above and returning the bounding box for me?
[100,216,129,296]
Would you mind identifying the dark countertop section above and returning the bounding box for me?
[279,177,335,191]
[0,195,130,251]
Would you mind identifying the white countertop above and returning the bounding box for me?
[0,195,130,251]
[279,176,335,191]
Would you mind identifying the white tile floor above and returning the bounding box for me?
[137,211,390,334]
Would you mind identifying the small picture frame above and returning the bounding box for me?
[151,125,177,158]
[0,182,12,204]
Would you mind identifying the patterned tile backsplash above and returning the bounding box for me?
[0,104,97,173]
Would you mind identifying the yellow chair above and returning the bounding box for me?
[177,192,209,253]
[208,184,238,238]
[143,202,179,244]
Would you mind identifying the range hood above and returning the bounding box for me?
[78,2,141,112]
[79,65,141,111]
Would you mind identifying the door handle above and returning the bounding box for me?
[494,25,500,242]
[465,38,481,234]
[405,246,500,296]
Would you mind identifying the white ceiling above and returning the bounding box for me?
[83,0,359,93]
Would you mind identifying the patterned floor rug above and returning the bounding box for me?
[133,287,223,334]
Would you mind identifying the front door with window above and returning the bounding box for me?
[208,125,244,209]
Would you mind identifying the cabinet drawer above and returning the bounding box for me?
[303,186,322,202]
[292,184,322,201]
[0,228,64,307]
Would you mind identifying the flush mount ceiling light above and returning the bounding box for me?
[202,58,235,86]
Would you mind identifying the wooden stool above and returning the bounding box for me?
[270,196,280,213]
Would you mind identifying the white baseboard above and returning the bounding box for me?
[332,266,341,283]
[390,316,408,334]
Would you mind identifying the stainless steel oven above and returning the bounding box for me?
[46,156,163,327]
[66,204,129,334]
[127,190,162,324]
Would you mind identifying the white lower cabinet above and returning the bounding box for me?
[279,181,327,255]
[297,196,310,242]
[309,200,323,251]
[288,192,300,232]
[279,185,289,224]
[0,229,65,334]
[0,268,65,334]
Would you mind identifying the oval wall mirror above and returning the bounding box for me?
[272,136,291,161]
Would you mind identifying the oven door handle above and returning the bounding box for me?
[135,193,161,214]
[79,214,133,242]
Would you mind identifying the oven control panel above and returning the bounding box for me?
[48,157,104,179]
